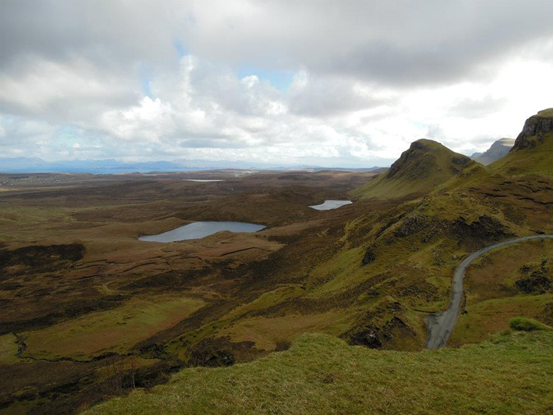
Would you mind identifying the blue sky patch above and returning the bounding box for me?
[173,39,189,57]
[139,63,153,98]
[237,65,294,92]
[53,125,80,147]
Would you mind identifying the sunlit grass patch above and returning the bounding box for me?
[218,311,354,350]
[21,295,205,360]
[449,294,551,346]
[0,333,20,364]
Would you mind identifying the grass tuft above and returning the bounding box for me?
[509,317,551,332]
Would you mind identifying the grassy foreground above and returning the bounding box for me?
[86,330,552,415]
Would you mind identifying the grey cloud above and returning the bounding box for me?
[177,131,231,140]
[183,0,552,87]
[0,0,184,122]
[2,0,551,92]
[288,76,390,117]
[179,139,245,149]
[0,55,140,123]
[176,131,247,149]
[0,0,182,69]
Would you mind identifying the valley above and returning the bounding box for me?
[0,110,552,414]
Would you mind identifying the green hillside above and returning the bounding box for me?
[306,112,552,352]
[352,139,473,199]
[87,328,552,415]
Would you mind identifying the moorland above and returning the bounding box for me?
[0,109,552,414]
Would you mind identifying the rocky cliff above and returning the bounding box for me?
[511,108,553,151]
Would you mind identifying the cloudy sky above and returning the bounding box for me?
[0,0,552,167]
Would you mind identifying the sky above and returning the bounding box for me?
[0,0,552,168]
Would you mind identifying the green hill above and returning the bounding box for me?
[353,139,473,199]
[86,329,552,415]
[298,109,553,352]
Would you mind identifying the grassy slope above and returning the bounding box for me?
[87,330,553,415]
[450,239,552,346]
[21,295,205,360]
[489,114,553,176]
[0,334,19,364]
[353,139,473,199]
[289,109,553,350]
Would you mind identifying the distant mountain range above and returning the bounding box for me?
[0,157,385,174]
[0,158,193,174]
[1,138,516,175]
[471,138,515,165]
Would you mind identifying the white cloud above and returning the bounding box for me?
[0,1,551,167]
[100,97,174,142]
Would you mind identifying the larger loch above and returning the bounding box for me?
[139,221,266,243]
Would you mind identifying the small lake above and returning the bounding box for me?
[139,221,266,242]
[309,200,353,211]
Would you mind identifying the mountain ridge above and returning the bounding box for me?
[471,138,515,165]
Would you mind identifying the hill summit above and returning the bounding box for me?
[353,139,472,199]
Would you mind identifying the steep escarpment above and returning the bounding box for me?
[511,108,553,151]
[353,139,473,199]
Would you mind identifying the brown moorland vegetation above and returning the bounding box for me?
[0,109,552,414]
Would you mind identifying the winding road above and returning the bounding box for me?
[425,234,553,349]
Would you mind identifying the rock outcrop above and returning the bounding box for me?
[511,109,553,151]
